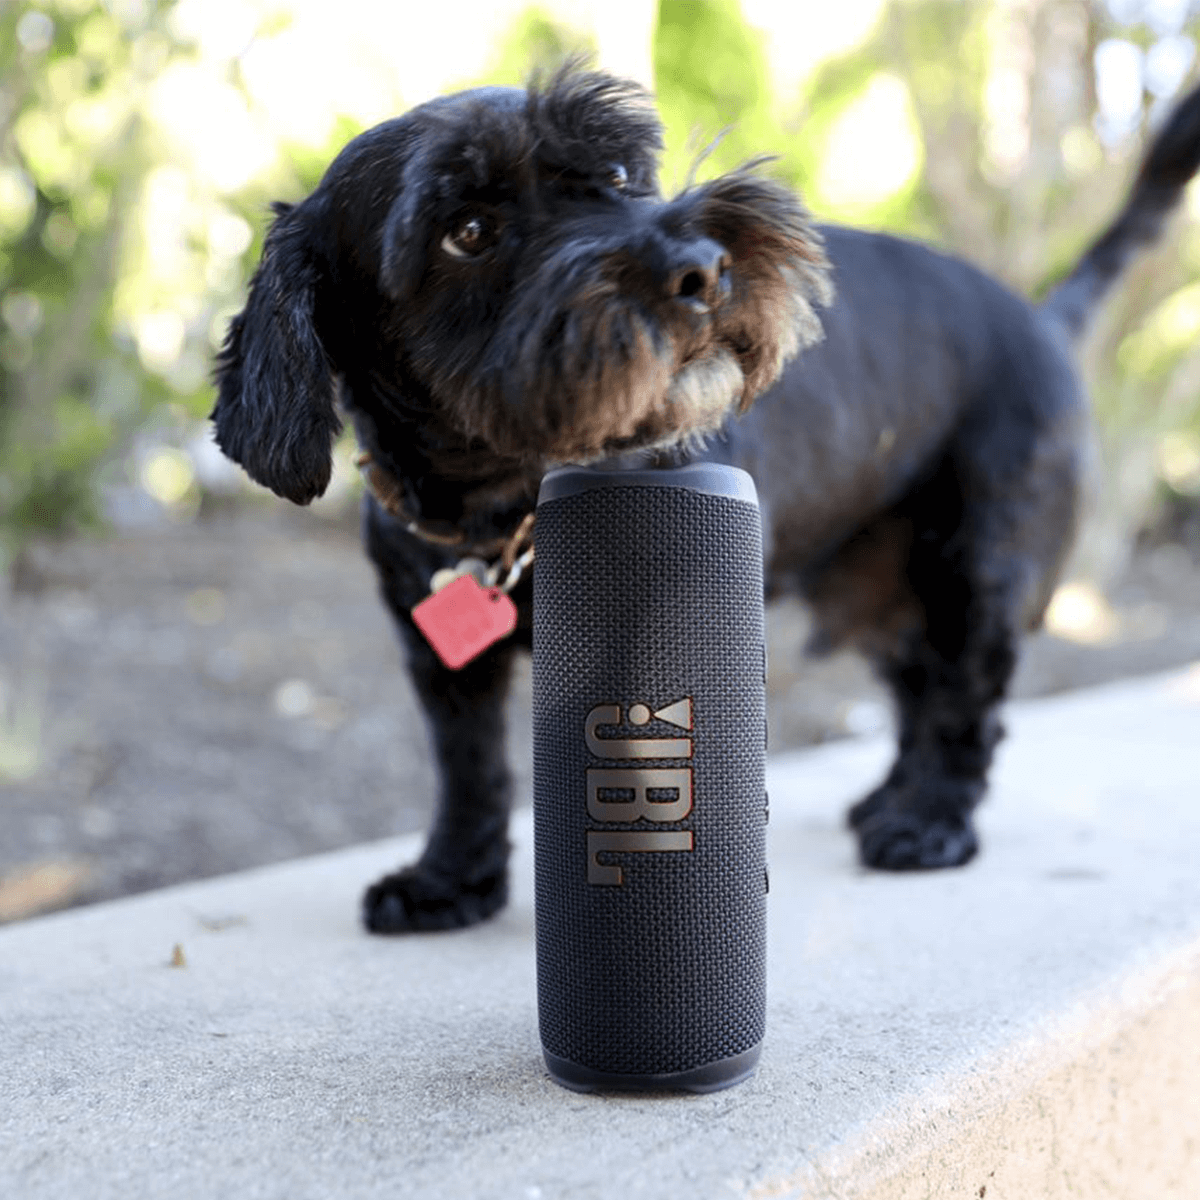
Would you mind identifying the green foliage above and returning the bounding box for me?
[0,0,180,548]
[477,7,595,88]
[653,0,783,189]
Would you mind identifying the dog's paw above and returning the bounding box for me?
[854,808,978,870]
[846,783,891,830]
[362,864,509,933]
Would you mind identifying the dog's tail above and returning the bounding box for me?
[1043,80,1200,343]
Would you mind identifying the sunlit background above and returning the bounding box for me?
[3,0,1200,644]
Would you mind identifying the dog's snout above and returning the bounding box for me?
[667,240,731,313]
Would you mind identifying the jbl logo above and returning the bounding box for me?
[585,698,695,886]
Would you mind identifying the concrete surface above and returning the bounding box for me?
[2,666,1199,1199]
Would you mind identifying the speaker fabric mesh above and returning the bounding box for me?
[533,472,767,1083]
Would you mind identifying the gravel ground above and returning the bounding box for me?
[2,502,1199,923]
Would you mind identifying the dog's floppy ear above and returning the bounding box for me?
[212,201,341,505]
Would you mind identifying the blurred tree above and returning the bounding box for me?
[0,0,173,548]
[474,6,595,87]
[653,0,786,189]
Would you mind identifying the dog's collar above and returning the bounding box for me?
[357,450,536,573]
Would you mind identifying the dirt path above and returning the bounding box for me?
[3,506,1199,922]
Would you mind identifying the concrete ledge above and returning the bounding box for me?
[2,667,1199,1199]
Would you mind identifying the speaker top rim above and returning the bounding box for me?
[537,461,758,508]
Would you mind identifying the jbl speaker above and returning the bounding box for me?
[532,461,768,1093]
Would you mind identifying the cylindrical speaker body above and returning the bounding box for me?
[532,462,767,1093]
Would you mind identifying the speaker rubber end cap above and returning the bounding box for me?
[542,1043,762,1094]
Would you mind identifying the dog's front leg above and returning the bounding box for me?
[361,502,518,932]
[363,629,517,932]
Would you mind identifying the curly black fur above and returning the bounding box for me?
[213,66,1200,931]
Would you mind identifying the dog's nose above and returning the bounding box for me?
[666,239,731,313]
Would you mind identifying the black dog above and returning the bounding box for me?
[214,67,1200,932]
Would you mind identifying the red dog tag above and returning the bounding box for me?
[412,573,518,670]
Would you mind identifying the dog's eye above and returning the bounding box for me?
[441,215,497,259]
[606,164,629,191]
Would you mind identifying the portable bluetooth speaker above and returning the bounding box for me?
[532,461,768,1093]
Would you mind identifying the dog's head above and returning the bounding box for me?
[213,66,831,504]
